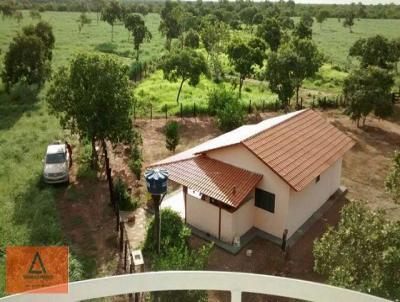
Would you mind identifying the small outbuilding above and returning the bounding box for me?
[151,109,355,251]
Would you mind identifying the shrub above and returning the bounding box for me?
[76,141,97,181]
[385,150,400,203]
[128,61,144,81]
[9,81,39,102]
[216,98,245,132]
[207,86,237,116]
[128,131,143,180]
[315,96,339,109]
[143,209,212,301]
[165,121,180,153]
[94,42,118,54]
[113,178,137,211]
[129,159,142,180]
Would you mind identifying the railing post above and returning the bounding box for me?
[231,290,242,302]
[150,103,152,120]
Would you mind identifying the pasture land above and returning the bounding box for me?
[0,11,164,68]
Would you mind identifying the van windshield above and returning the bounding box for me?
[46,153,66,164]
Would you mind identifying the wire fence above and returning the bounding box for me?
[131,95,351,121]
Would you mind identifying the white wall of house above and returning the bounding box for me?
[220,198,255,243]
[186,193,219,238]
[286,158,343,238]
[207,144,291,238]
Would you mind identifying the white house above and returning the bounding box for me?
[151,109,355,250]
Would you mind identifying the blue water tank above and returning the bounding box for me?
[144,168,169,195]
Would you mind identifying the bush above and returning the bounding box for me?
[9,81,39,102]
[76,141,97,181]
[143,209,212,302]
[94,42,118,54]
[207,86,237,116]
[216,98,245,132]
[165,121,180,153]
[385,150,400,203]
[128,61,144,81]
[128,131,143,180]
[113,178,137,211]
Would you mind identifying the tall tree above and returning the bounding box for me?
[343,9,355,33]
[227,38,266,98]
[77,13,91,33]
[256,18,281,52]
[0,1,15,19]
[159,1,181,50]
[22,21,55,60]
[124,13,152,61]
[46,53,134,201]
[266,46,298,111]
[343,67,394,127]
[101,0,122,42]
[291,38,324,107]
[349,35,398,69]
[161,49,208,103]
[2,34,50,92]
[316,10,330,29]
[314,201,400,301]
[294,19,312,39]
[2,22,55,92]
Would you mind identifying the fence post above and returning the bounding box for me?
[262,100,265,112]
[248,100,252,114]
[119,222,124,252]
[116,202,120,232]
[165,104,168,120]
[193,101,196,118]
[124,240,128,271]
[150,103,152,120]
[180,103,183,120]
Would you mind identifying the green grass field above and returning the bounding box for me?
[312,18,400,67]
[0,11,164,67]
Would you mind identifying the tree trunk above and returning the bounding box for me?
[91,137,98,169]
[295,86,300,108]
[239,76,244,99]
[176,78,185,103]
[111,24,114,42]
[356,118,360,128]
[136,47,140,61]
[102,139,114,207]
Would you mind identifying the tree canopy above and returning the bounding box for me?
[101,0,122,42]
[343,66,394,127]
[227,38,266,98]
[124,13,152,61]
[159,1,181,50]
[316,10,330,28]
[2,22,54,92]
[343,9,356,32]
[161,49,208,103]
[349,35,399,69]
[46,53,133,146]
[256,18,282,52]
[314,201,400,301]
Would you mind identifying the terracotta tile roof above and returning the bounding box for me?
[157,156,263,208]
[152,110,305,166]
[243,109,355,191]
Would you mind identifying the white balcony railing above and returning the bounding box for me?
[0,271,390,302]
